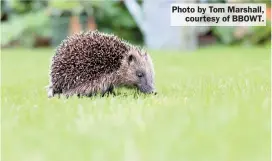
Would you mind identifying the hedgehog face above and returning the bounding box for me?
[121,50,156,94]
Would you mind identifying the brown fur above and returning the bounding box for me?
[47,30,155,98]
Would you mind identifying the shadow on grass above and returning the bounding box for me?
[51,88,158,100]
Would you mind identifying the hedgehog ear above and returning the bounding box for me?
[128,54,135,65]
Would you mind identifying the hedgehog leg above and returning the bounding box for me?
[108,85,116,96]
[101,85,115,97]
[77,94,81,98]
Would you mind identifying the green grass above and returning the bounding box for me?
[1,46,270,161]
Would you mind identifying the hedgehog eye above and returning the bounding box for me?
[136,72,144,78]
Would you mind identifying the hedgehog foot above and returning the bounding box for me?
[101,85,116,97]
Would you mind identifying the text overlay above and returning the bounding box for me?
[171,3,266,26]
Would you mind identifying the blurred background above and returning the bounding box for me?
[1,0,271,50]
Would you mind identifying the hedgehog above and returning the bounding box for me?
[46,30,156,98]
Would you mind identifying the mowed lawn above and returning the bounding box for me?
[1,46,270,161]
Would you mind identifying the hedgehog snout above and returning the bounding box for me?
[138,83,156,94]
[136,74,156,94]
